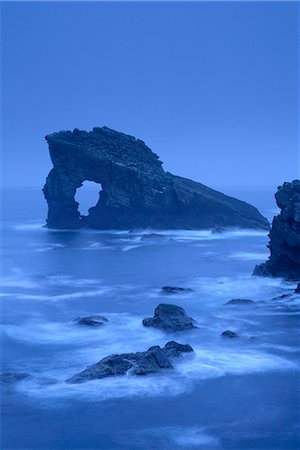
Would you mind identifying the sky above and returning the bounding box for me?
[1,1,299,191]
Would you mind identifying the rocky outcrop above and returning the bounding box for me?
[43,126,269,230]
[66,341,194,383]
[254,180,300,280]
[142,304,196,331]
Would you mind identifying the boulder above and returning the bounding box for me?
[43,126,269,230]
[142,304,196,331]
[225,298,255,305]
[254,180,300,280]
[75,315,108,326]
[66,340,194,383]
[211,227,225,234]
[221,330,239,338]
[295,283,300,293]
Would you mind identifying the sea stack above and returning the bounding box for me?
[254,180,300,280]
[43,126,269,230]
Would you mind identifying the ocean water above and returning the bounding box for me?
[0,188,299,450]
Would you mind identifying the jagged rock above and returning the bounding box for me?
[66,341,194,383]
[43,126,269,230]
[225,298,255,305]
[221,330,239,338]
[295,283,300,293]
[142,304,196,331]
[75,315,108,326]
[161,286,193,295]
[0,372,31,384]
[254,180,300,280]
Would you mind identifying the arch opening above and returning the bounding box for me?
[75,181,103,217]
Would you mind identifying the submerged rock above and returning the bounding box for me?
[75,315,108,327]
[221,330,239,338]
[211,227,225,234]
[142,304,196,331]
[225,298,255,305]
[160,286,193,295]
[140,233,165,240]
[66,341,194,383]
[254,180,300,280]
[0,372,31,384]
[43,126,269,230]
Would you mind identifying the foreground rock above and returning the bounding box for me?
[66,341,194,383]
[221,330,239,338]
[75,315,108,326]
[142,304,196,331]
[225,298,255,305]
[254,180,300,280]
[0,372,31,384]
[43,126,269,230]
[161,286,193,295]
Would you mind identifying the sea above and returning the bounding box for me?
[0,187,299,450]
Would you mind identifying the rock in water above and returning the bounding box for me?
[160,286,193,295]
[225,298,255,305]
[66,341,194,383]
[43,126,269,230]
[295,283,300,293]
[142,304,196,331]
[75,315,108,326]
[221,330,239,338]
[254,180,300,280]
[0,372,31,384]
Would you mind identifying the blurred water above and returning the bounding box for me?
[0,189,299,450]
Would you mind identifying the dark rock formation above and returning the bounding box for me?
[43,126,269,230]
[295,283,300,293]
[221,330,239,338]
[0,372,31,384]
[142,304,196,331]
[254,180,300,280]
[75,315,108,327]
[225,298,255,305]
[66,341,194,383]
[160,286,193,295]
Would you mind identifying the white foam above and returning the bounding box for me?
[228,252,269,261]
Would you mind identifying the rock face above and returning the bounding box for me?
[254,181,300,280]
[66,341,193,383]
[142,304,196,331]
[43,126,269,230]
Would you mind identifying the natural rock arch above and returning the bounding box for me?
[43,126,269,230]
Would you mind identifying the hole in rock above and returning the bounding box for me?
[75,181,102,216]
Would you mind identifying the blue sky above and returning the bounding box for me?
[1,1,299,189]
